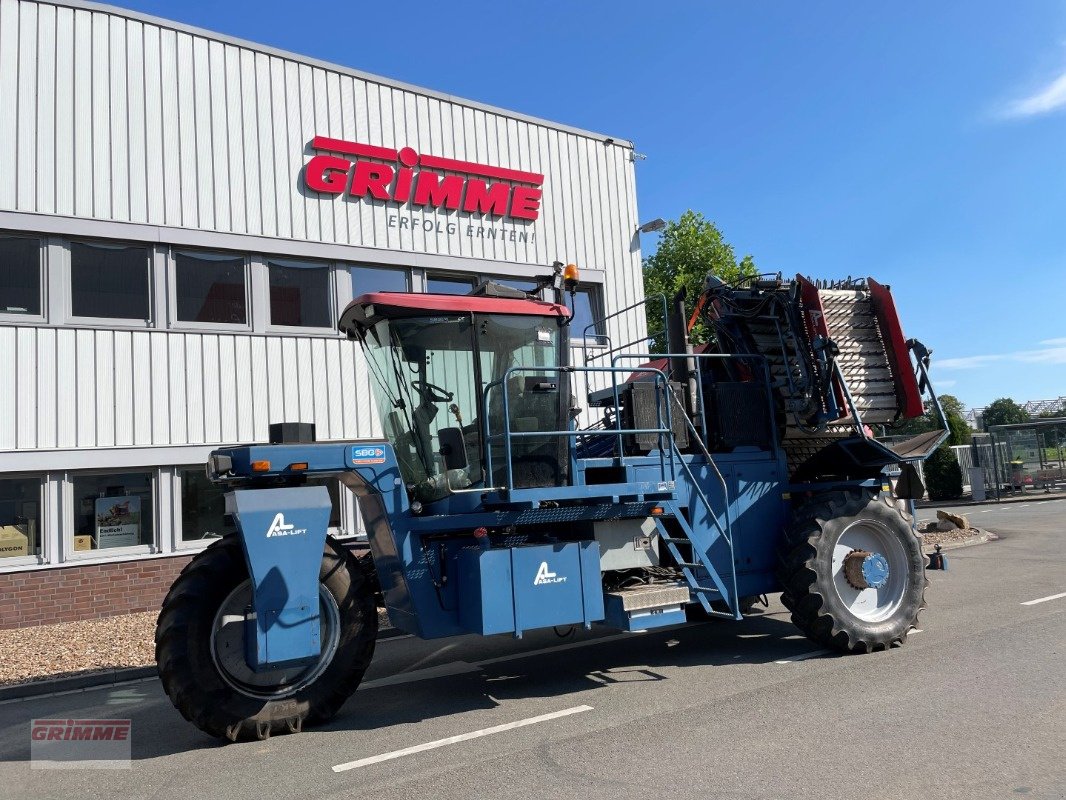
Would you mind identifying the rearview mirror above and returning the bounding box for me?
[895,462,925,500]
[437,427,468,471]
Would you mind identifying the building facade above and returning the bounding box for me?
[0,0,647,628]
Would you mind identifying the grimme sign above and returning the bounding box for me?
[303,136,544,225]
[31,718,132,769]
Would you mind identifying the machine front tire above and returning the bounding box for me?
[778,490,925,653]
[155,536,377,741]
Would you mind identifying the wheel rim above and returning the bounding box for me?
[831,518,909,623]
[209,579,341,700]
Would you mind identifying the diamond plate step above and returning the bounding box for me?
[606,582,692,612]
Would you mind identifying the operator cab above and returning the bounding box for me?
[339,292,572,504]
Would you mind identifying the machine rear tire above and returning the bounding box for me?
[155,536,377,741]
[778,490,925,653]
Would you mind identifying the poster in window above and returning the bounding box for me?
[95,496,141,549]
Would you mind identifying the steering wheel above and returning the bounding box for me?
[412,380,454,403]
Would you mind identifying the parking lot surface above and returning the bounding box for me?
[1,499,1063,800]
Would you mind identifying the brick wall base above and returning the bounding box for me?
[0,555,195,630]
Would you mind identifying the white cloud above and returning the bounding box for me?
[1014,345,1066,365]
[937,340,1066,369]
[998,68,1066,119]
[937,354,1004,370]
[936,379,958,389]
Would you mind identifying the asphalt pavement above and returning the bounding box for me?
[0,499,1063,800]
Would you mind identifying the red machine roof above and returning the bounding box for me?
[348,292,571,318]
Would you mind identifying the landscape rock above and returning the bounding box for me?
[936,509,969,530]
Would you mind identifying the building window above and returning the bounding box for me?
[426,274,476,295]
[0,235,42,316]
[268,260,332,328]
[485,276,541,297]
[0,477,42,559]
[72,472,154,551]
[569,287,603,341]
[352,265,408,295]
[177,469,341,542]
[175,251,248,325]
[178,468,234,543]
[70,241,151,320]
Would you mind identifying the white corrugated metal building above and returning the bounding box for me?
[0,0,647,604]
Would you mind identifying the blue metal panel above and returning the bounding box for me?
[730,461,790,597]
[454,542,604,636]
[457,548,515,635]
[579,539,606,624]
[225,443,353,475]
[228,486,331,671]
[511,543,599,634]
[625,451,790,600]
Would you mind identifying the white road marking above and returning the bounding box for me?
[980,509,990,513]
[359,661,480,690]
[1020,592,1066,606]
[910,628,923,634]
[331,705,594,772]
[774,649,831,664]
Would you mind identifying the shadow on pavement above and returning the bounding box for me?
[0,610,840,761]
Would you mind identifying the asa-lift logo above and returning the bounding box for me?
[266,513,307,538]
[303,136,544,221]
[534,561,567,586]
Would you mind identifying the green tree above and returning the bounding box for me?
[939,394,972,446]
[642,210,756,351]
[982,397,1029,429]
[938,394,966,419]
[925,445,964,500]
[885,394,972,446]
[946,412,972,447]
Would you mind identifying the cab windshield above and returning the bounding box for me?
[360,313,564,501]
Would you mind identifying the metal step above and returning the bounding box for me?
[606,582,691,612]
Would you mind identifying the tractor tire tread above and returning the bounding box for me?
[155,537,376,741]
[777,489,927,654]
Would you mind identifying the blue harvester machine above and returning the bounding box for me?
[156,264,948,740]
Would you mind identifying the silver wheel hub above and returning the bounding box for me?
[831,519,908,622]
[210,579,341,700]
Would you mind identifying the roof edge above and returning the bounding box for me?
[28,0,636,149]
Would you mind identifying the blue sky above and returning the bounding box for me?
[116,0,1066,410]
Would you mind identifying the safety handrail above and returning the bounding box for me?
[582,294,670,366]
[481,364,679,495]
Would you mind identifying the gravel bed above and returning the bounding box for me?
[0,612,157,687]
[0,607,396,688]
[918,523,993,548]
